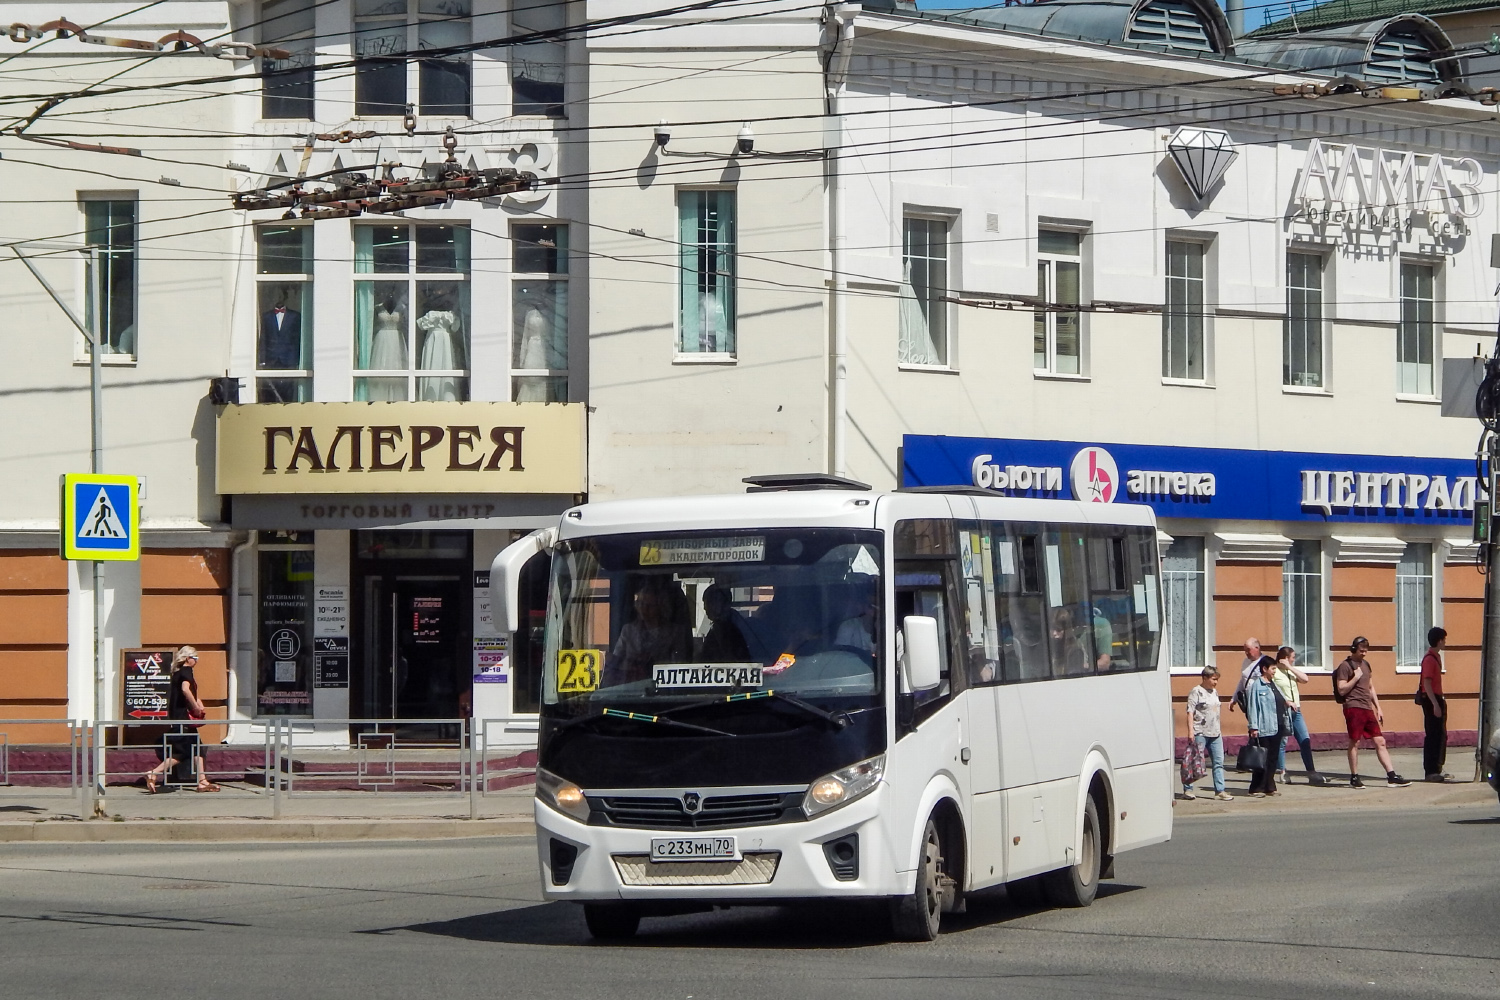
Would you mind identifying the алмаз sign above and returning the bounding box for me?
[1289,139,1484,249]
[907,435,1474,525]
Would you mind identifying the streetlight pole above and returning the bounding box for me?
[87,247,106,807]
[12,244,108,807]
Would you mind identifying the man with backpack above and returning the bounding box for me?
[1332,636,1410,788]
[1229,637,1261,713]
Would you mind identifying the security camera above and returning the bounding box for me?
[655,120,670,149]
[736,122,754,155]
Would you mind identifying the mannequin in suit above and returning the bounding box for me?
[259,287,303,370]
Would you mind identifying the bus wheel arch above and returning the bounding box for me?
[1087,770,1116,879]
[890,797,964,941]
[1046,773,1109,908]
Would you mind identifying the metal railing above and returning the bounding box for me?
[0,716,536,821]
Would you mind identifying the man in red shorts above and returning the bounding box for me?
[1333,636,1410,788]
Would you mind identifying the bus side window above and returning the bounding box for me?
[1087,528,1134,672]
[894,518,962,724]
[1129,527,1164,670]
[958,523,1001,686]
[1043,528,1097,677]
[991,527,1049,683]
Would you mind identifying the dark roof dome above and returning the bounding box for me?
[1235,14,1462,85]
[918,0,1235,56]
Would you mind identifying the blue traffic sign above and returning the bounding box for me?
[62,474,139,561]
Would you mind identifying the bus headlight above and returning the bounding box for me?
[536,768,591,822]
[803,754,885,817]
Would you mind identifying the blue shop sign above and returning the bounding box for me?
[901,435,1476,525]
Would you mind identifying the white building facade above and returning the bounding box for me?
[2,0,1497,748]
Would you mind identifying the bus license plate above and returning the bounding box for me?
[649,836,741,863]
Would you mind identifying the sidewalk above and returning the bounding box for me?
[0,783,538,842]
[1175,746,1497,815]
[4,748,1494,841]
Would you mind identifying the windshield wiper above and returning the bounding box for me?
[552,708,732,737]
[662,690,854,729]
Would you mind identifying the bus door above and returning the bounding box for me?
[891,506,975,876]
[952,505,1006,890]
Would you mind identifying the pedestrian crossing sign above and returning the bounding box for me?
[62,474,139,561]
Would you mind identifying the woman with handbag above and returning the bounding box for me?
[143,646,219,793]
[1244,655,1289,797]
[1183,667,1232,801]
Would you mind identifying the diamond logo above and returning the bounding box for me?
[1166,126,1238,201]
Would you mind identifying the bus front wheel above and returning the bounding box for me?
[889,818,945,941]
[1044,796,1101,908]
[583,903,641,940]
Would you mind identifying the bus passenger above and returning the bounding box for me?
[700,585,751,662]
[607,578,691,685]
[1049,608,1090,676]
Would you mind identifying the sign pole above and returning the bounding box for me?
[88,247,106,810]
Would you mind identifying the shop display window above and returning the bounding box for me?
[900,215,948,366]
[353,224,471,401]
[255,224,314,402]
[512,223,569,402]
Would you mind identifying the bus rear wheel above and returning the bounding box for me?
[1044,796,1101,908]
[889,818,945,941]
[583,903,641,940]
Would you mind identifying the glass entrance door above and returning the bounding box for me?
[353,531,472,728]
[362,575,466,720]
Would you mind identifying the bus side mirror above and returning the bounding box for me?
[490,527,557,635]
[901,616,941,692]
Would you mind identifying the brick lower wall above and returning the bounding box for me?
[0,552,70,743]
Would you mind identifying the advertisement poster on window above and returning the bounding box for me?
[121,648,176,719]
[474,638,508,684]
[258,547,313,714]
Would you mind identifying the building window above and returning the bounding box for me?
[261,0,315,119]
[353,224,470,401]
[256,225,314,402]
[1161,537,1205,670]
[511,0,565,116]
[1163,239,1205,381]
[678,190,736,355]
[353,0,472,118]
[1285,251,1324,388]
[900,216,949,366]
[1035,229,1082,375]
[1396,543,1434,667]
[512,223,569,401]
[83,198,137,358]
[1398,261,1436,396]
[1282,540,1323,667]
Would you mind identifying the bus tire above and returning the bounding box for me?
[889,817,944,941]
[1044,796,1101,908]
[583,903,641,940]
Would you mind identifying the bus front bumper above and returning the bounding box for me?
[535,786,904,901]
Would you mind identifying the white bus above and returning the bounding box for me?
[491,477,1173,940]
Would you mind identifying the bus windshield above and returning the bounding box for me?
[542,528,884,713]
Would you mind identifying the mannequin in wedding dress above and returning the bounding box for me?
[417,287,465,401]
[366,294,408,401]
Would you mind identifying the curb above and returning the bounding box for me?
[0,818,536,843]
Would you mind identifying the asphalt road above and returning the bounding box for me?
[2,804,1498,1000]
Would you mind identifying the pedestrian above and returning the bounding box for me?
[144,646,219,793]
[1419,626,1453,783]
[1333,636,1410,788]
[1273,646,1326,786]
[1244,655,1288,797]
[1228,637,1262,713]
[1184,666,1232,801]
